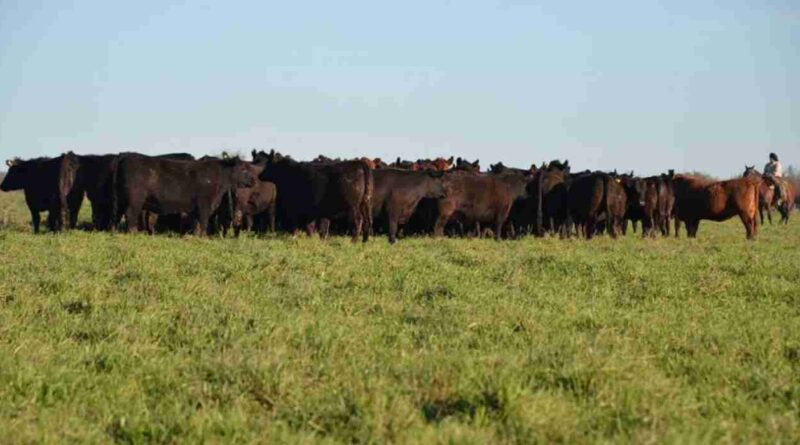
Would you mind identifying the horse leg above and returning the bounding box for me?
[739,212,755,240]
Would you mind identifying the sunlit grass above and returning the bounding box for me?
[1,190,799,443]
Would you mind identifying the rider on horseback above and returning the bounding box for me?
[764,152,786,204]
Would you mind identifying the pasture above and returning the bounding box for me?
[1,190,799,444]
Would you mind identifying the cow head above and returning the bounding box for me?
[228,158,257,188]
[455,157,480,173]
[432,157,454,171]
[489,162,504,173]
[424,171,447,198]
[251,149,272,163]
[1,158,27,191]
[623,176,647,207]
[360,157,377,169]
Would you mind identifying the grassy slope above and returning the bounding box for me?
[1,191,799,444]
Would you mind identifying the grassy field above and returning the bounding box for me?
[1,190,799,444]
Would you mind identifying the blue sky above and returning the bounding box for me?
[0,0,797,176]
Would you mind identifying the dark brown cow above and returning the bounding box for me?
[673,175,760,239]
[534,162,571,237]
[255,150,373,242]
[642,177,660,238]
[454,157,481,173]
[372,169,446,243]
[114,156,255,235]
[1,152,82,232]
[567,172,627,239]
[640,171,675,238]
[433,172,532,240]
[231,162,278,236]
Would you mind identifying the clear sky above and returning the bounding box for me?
[0,0,797,177]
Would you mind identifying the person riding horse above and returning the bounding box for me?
[764,153,787,204]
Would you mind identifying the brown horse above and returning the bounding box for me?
[743,166,775,225]
[672,174,761,240]
[743,166,796,225]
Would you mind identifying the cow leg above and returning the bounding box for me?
[686,220,700,238]
[47,210,60,232]
[146,213,158,235]
[349,207,363,243]
[585,218,596,240]
[194,210,211,237]
[494,217,504,241]
[433,214,449,238]
[674,219,681,238]
[30,210,41,234]
[388,216,399,244]
[125,207,142,234]
[268,204,276,233]
[766,206,773,225]
[305,221,317,237]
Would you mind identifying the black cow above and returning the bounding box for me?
[72,152,195,231]
[255,150,373,242]
[620,174,646,235]
[391,157,415,170]
[372,169,446,243]
[1,152,82,232]
[113,156,255,235]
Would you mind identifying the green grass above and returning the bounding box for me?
[1,190,799,444]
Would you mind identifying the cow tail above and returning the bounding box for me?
[110,155,120,231]
[603,175,613,236]
[536,170,544,236]
[226,187,235,234]
[60,153,79,230]
[361,162,374,241]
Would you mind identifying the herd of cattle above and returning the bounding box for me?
[1,150,796,242]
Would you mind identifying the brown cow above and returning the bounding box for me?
[231,162,278,236]
[433,172,532,240]
[372,169,447,243]
[673,175,761,240]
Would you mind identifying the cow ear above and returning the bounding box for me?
[5,159,11,167]
[448,156,454,163]
[473,159,480,167]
